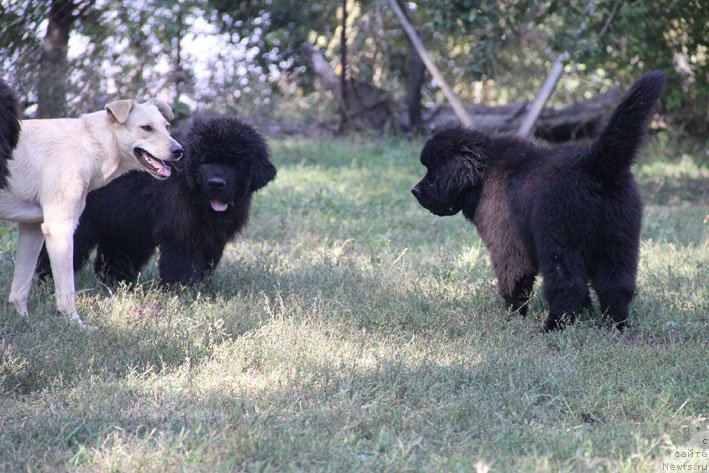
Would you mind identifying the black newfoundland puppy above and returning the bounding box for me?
[412,71,666,331]
[37,117,276,285]
[0,78,22,190]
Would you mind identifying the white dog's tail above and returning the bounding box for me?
[0,78,22,190]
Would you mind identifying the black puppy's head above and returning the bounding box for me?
[184,117,276,213]
[412,127,489,216]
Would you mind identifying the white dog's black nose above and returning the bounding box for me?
[171,145,184,161]
[207,177,226,190]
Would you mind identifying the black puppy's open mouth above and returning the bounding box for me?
[134,147,172,179]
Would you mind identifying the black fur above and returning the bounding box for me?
[412,71,666,331]
[0,78,22,190]
[37,117,276,285]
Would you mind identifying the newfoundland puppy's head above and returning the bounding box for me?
[184,117,276,213]
[411,127,489,217]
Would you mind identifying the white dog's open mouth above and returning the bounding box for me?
[209,199,228,212]
[134,147,172,179]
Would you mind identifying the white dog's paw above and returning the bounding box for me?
[10,299,29,318]
[64,311,97,331]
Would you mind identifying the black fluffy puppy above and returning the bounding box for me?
[412,72,666,331]
[37,117,276,285]
[0,78,22,190]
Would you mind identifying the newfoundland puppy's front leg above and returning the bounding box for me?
[158,242,208,286]
[502,273,536,316]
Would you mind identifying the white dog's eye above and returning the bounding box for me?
[141,125,153,132]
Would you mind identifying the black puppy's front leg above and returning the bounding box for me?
[158,242,207,286]
[502,273,536,316]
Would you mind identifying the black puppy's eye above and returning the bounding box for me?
[141,125,153,132]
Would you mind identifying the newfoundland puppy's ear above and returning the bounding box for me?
[455,144,488,187]
[249,144,277,193]
[428,127,488,191]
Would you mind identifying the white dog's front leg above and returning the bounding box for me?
[9,223,45,317]
[42,216,83,325]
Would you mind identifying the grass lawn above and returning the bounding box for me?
[0,132,707,472]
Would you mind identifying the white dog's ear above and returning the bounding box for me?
[105,99,135,124]
[147,99,174,121]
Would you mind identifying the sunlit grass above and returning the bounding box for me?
[0,133,707,472]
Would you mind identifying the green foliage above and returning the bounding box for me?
[207,0,340,69]
[0,1,706,131]
[0,135,707,471]
[415,0,537,77]
[545,0,708,134]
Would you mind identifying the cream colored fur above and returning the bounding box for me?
[0,99,182,325]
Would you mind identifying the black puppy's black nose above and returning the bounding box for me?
[208,177,226,190]
[171,145,184,161]
[412,186,422,198]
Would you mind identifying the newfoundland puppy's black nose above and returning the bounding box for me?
[208,177,227,190]
[411,186,422,199]
[171,144,184,161]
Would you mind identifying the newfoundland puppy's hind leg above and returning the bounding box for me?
[94,245,150,285]
[591,265,637,331]
[540,252,589,331]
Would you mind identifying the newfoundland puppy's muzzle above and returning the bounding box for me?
[198,163,241,212]
[411,182,461,217]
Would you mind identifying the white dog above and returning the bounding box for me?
[0,93,183,325]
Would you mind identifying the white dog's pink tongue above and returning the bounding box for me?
[157,162,171,178]
[210,199,228,212]
[146,155,171,178]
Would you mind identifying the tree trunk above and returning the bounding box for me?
[175,10,183,101]
[300,43,340,93]
[301,42,392,131]
[37,0,74,118]
[396,0,426,133]
[338,0,348,131]
[404,39,426,133]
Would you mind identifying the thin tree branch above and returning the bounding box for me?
[388,0,472,127]
[599,0,622,38]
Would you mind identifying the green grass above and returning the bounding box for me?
[0,133,707,472]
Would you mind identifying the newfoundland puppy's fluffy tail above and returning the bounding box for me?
[588,71,666,181]
[0,78,22,190]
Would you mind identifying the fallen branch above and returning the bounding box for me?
[418,85,624,141]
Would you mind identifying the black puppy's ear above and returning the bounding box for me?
[249,139,276,192]
[456,144,487,186]
[250,154,277,193]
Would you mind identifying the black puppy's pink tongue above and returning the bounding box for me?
[210,199,228,212]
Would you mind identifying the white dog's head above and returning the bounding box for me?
[105,99,183,180]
